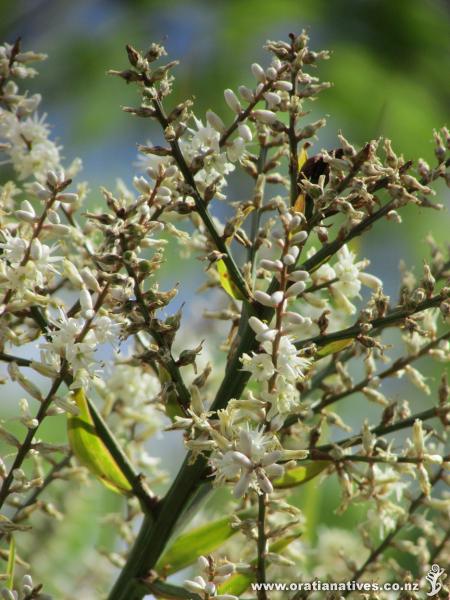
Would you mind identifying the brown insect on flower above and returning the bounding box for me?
[295,148,345,220]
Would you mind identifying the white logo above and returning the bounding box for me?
[426,563,446,597]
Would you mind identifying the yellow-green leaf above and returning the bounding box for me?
[316,338,354,358]
[148,580,201,599]
[294,146,308,214]
[308,253,333,274]
[156,510,253,575]
[216,204,253,299]
[273,461,329,489]
[6,535,15,590]
[67,389,132,495]
[218,529,303,596]
[298,145,308,170]
[216,259,245,300]
[293,193,306,215]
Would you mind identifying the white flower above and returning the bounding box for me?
[30,239,62,279]
[212,426,283,497]
[65,341,97,372]
[262,380,299,423]
[333,245,362,298]
[47,312,84,349]
[268,336,311,382]
[226,136,247,162]
[103,363,160,408]
[42,311,97,374]
[184,574,237,600]
[331,245,382,314]
[0,233,27,266]
[3,113,61,180]
[240,352,275,381]
[92,315,122,344]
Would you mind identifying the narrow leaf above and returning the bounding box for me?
[316,338,353,358]
[6,535,15,590]
[298,146,308,170]
[308,254,333,274]
[293,193,306,214]
[67,389,132,495]
[157,510,253,575]
[273,461,329,489]
[217,260,245,300]
[146,580,201,600]
[294,146,308,214]
[218,529,303,596]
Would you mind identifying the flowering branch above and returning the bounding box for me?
[0,365,68,510]
[342,461,447,592]
[316,404,450,453]
[311,330,450,414]
[0,33,448,600]
[296,291,447,350]
[137,77,252,303]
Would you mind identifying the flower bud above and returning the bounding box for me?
[290,230,308,244]
[252,109,277,124]
[285,281,306,297]
[274,80,293,91]
[224,89,242,114]
[80,287,94,319]
[260,259,282,272]
[251,62,266,83]
[238,123,252,142]
[80,267,101,293]
[56,192,78,204]
[206,109,225,132]
[238,85,254,102]
[288,269,309,282]
[133,176,151,194]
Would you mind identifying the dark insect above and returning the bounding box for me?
[297,148,345,220]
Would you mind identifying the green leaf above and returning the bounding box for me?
[216,259,245,300]
[156,510,253,575]
[274,461,329,489]
[218,529,303,596]
[67,389,132,495]
[316,338,353,358]
[145,580,201,600]
[6,535,15,590]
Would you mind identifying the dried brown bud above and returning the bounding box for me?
[126,44,141,67]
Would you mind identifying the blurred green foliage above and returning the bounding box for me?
[0,1,449,595]
[2,0,448,253]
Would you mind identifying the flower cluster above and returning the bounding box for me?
[0,33,449,600]
[184,555,237,600]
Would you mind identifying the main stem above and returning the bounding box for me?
[107,304,262,599]
[107,193,418,598]
[256,494,268,600]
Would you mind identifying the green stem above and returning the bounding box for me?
[315,404,450,454]
[107,298,267,599]
[295,293,444,350]
[107,454,208,599]
[106,145,436,599]
[256,494,268,600]
[152,99,251,303]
